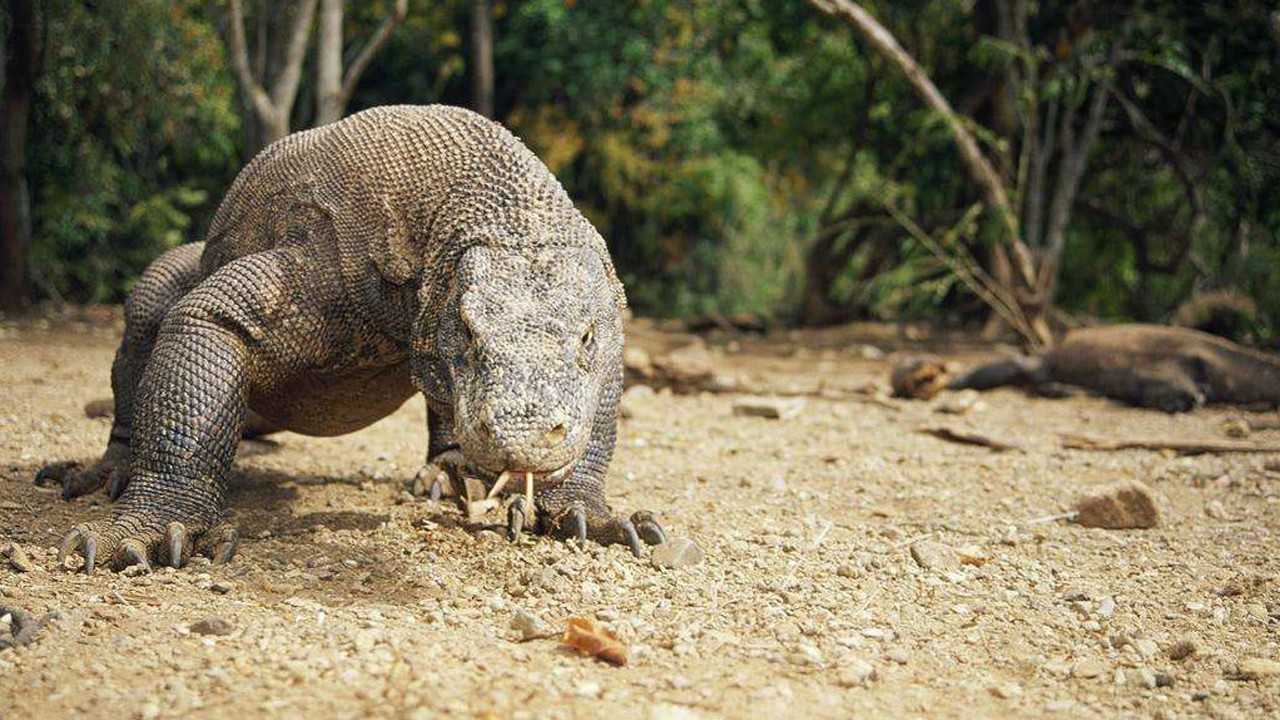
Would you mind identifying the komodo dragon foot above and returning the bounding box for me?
[499,472,666,557]
[421,455,666,557]
[34,442,132,500]
[508,497,666,558]
[58,517,239,574]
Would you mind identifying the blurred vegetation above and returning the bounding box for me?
[5,0,1278,340]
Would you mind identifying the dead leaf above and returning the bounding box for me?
[561,617,627,666]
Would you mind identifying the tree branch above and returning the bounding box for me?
[341,0,408,100]
[1039,58,1112,294]
[270,0,318,111]
[226,0,276,123]
[808,0,1040,294]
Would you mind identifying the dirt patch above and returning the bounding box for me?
[1,319,1278,718]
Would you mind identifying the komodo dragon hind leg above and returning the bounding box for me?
[36,243,208,501]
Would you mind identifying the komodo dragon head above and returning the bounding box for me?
[416,243,624,485]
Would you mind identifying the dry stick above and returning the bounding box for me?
[919,426,1024,452]
[888,530,937,552]
[1021,511,1079,526]
[1062,434,1280,456]
[885,203,1040,347]
[779,520,835,586]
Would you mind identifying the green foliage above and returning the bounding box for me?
[17,0,1280,337]
[28,1,239,302]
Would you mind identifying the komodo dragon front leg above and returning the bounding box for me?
[58,249,328,573]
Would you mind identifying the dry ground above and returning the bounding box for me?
[1,313,1278,719]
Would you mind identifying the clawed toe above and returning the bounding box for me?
[618,518,644,557]
[107,471,130,501]
[631,511,666,546]
[34,461,80,489]
[164,522,188,568]
[204,525,240,565]
[119,540,151,572]
[559,505,589,545]
[506,495,532,541]
[55,518,240,573]
[58,526,100,574]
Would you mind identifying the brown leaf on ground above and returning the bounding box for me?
[562,617,628,666]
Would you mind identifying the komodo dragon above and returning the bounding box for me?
[950,324,1280,412]
[36,105,666,573]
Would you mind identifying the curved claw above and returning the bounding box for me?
[34,461,78,488]
[211,528,239,565]
[107,472,128,501]
[120,540,151,573]
[57,529,82,565]
[560,506,588,546]
[57,527,99,574]
[164,522,188,569]
[82,534,98,575]
[619,519,644,558]
[631,511,666,546]
[507,496,529,541]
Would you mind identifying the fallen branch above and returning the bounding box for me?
[919,426,1023,452]
[1062,433,1280,456]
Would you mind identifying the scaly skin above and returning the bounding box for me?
[949,324,1280,413]
[39,105,664,573]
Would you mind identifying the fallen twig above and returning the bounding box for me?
[919,426,1023,452]
[1021,511,1078,526]
[1062,433,1280,456]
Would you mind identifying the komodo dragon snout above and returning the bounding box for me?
[425,244,622,487]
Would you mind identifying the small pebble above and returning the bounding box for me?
[1168,635,1199,661]
[1133,638,1159,659]
[510,609,555,641]
[990,683,1022,699]
[835,657,877,686]
[836,563,861,579]
[4,543,34,573]
[651,538,705,569]
[189,617,234,636]
[1072,658,1106,679]
[1096,596,1115,619]
[909,541,958,572]
[1074,479,1160,529]
[1235,657,1280,679]
[731,396,806,420]
[1205,500,1232,520]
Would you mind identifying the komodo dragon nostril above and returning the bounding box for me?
[543,423,567,447]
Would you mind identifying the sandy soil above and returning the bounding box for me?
[1,313,1278,719]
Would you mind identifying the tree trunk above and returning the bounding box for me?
[0,0,41,313]
[225,0,318,151]
[470,0,494,118]
[315,0,345,126]
[314,0,409,127]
